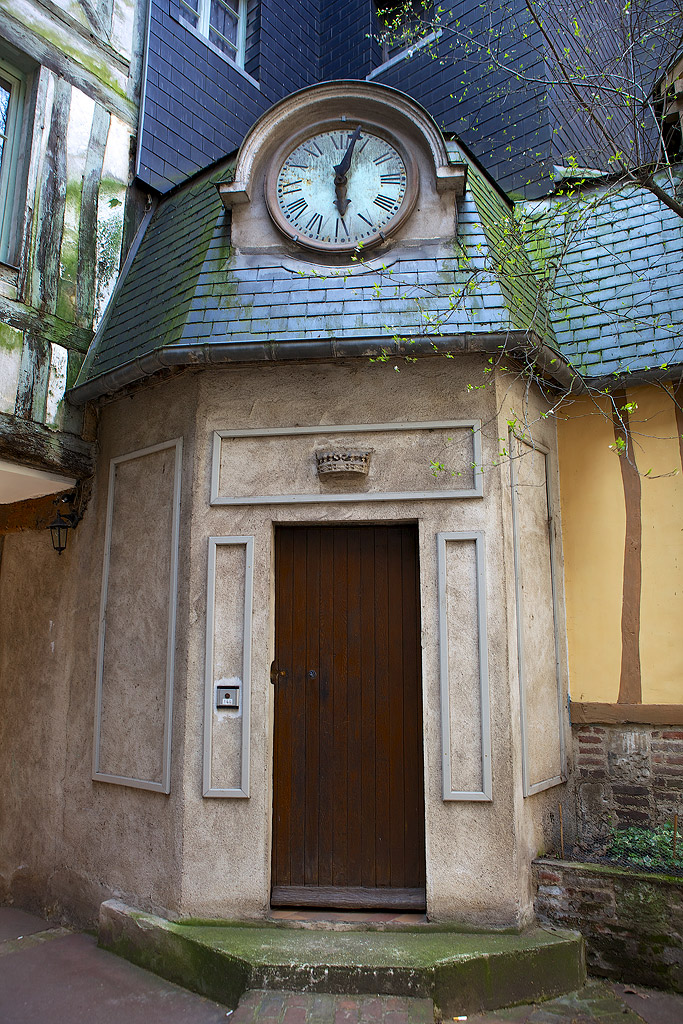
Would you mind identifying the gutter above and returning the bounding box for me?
[67,330,576,406]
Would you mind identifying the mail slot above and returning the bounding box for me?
[216,685,240,709]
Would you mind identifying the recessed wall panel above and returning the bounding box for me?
[211,421,483,504]
[94,439,182,792]
[438,532,491,801]
[204,537,253,798]
[511,436,565,796]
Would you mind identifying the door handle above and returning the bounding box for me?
[270,660,287,685]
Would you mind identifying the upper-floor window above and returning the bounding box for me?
[179,0,247,65]
[0,55,27,264]
[374,1,434,66]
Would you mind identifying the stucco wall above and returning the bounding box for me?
[557,385,683,705]
[0,356,568,928]
[184,357,567,926]
[0,373,197,924]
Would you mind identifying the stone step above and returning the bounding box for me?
[98,899,585,1019]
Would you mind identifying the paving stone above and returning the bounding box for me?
[228,992,434,1023]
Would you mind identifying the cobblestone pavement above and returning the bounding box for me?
[466,980,650,1024]
[229,991,434,1023]
[228,981,683,1024]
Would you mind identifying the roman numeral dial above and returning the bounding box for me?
[268,125,416,253]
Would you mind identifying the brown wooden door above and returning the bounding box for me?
[271,524,426,910]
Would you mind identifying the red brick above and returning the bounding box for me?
[578,735,604,745]
[283,1008,307,1024]
[383,1013,409,1024]
[538,870,561,883]
[662,731,683,740]
[358,998,383,1021]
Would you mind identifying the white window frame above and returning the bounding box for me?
[369,2,441,81]
[0,56,26,265]
[179,0,247,67]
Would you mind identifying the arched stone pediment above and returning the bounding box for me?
[218,80,466,212]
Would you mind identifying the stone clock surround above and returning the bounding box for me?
[218,80,467,258]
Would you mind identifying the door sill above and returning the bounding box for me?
[271,885,426,911]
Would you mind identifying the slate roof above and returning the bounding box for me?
[73,151,683,402]
[72,151,557,401]
[522,169,683,379]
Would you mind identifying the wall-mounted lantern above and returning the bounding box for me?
[49,496,78,555]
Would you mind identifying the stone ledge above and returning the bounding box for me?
[98,899,585,1017]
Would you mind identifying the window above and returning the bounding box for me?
[0,55,26,265]
[374,1,434,66]
[179,0,247,66]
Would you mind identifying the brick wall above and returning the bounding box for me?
[534,858,683,991]
[573,724,683,847]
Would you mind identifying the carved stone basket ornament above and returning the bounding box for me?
[316,449,372,477]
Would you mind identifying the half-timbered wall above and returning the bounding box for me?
[558,385,683,709]
[0,0,142,494]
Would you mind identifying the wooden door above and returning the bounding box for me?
[271,524,426,910]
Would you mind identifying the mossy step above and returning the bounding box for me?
[98,899,585,1019]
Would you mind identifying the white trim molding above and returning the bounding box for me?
[509,433,567,797]
[210,420,483,505]
[93,438,183,793]
[367,30,442,82]
[437,531,492,802]
[203,536,254,798]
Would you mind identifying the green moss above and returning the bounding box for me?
[559,859,683,885]
[15,13,128,99]
[102,904,584,1013]
[615,880,667,925]
[466,161,555,343]
[0,323,23,352]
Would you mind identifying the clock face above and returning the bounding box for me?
[266,125,416,253]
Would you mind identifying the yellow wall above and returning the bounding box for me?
[557,385,683,705]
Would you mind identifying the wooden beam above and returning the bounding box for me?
[0,296,93,354]
[0,414,95,479]
[570,702,683,726]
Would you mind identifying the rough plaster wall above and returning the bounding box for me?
[209,542,248,791]
[175,356,546,926]
[0,358,568,928]
[443,536,484,795]
[0,527,78,913]
[97,444,176,784]
[0,374,197,925]
[492,372,570,921]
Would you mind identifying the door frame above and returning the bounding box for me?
[269,520,427,910]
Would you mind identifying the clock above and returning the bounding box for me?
[265,123,418,254]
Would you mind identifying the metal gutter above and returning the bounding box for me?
[67,330,577,406]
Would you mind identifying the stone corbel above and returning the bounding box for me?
[436,164,467,195]
[217,180,251,209]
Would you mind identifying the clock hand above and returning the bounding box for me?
[334,180,350,217]
[333,125,362,180]
[334,125,362,217]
